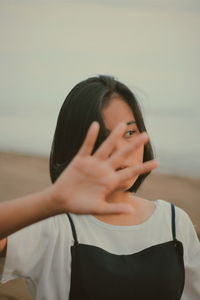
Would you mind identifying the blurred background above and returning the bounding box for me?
[0,1,200,299]
[0,0,200,176]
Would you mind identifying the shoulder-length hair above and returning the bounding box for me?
[50,75,154,192]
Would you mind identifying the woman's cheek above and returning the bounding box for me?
[132,145,144,165]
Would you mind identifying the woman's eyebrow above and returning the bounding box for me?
[105,121,136,133]
[126,120,136,125]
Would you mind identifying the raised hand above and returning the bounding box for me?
[51,122,159,215]
[0,122,159,239]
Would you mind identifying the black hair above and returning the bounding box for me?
[50,75,154,192]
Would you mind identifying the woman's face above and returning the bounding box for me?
[101,96,144,191]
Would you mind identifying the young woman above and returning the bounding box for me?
[1,75,200,300]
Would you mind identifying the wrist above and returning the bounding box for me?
[37,186,61,217]
[46,183,70,215]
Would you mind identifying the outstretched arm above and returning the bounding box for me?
[0,122,158,240]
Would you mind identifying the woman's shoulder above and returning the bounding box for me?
[154,199,199,244]
[138,197,191,218]
[136,197,195,229]
[153,199,194,226]
[156,199,195,226]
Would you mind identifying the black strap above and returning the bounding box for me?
[171,203,176,240]
[67,205,176,245]
[67,214,79,246]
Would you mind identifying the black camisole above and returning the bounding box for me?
[67,203,185,300]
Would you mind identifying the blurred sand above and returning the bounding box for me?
[0,151,200,300]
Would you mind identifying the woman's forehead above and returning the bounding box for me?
[101,98,136,129]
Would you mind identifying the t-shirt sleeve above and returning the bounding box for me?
[0,214,72,284]
[176,208,200,300]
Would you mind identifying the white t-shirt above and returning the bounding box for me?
[0,199,200,300]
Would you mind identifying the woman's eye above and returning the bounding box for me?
[124,130,136,137]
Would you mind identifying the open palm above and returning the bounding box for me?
[52,122,158,215]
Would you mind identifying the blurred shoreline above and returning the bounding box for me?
[0,150,200,300]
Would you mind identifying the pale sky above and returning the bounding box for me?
[0,0,199,108]
[0,0,200,175]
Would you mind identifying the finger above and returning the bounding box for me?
[78,122,100,156]
[117,160,160,182]
[94,202,134,215]
[108,132,149,169]
[94,122,127,160]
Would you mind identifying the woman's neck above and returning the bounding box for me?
[105,190,136,205]
[92,191,155,226]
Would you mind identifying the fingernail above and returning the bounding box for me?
[154,159,160,166]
